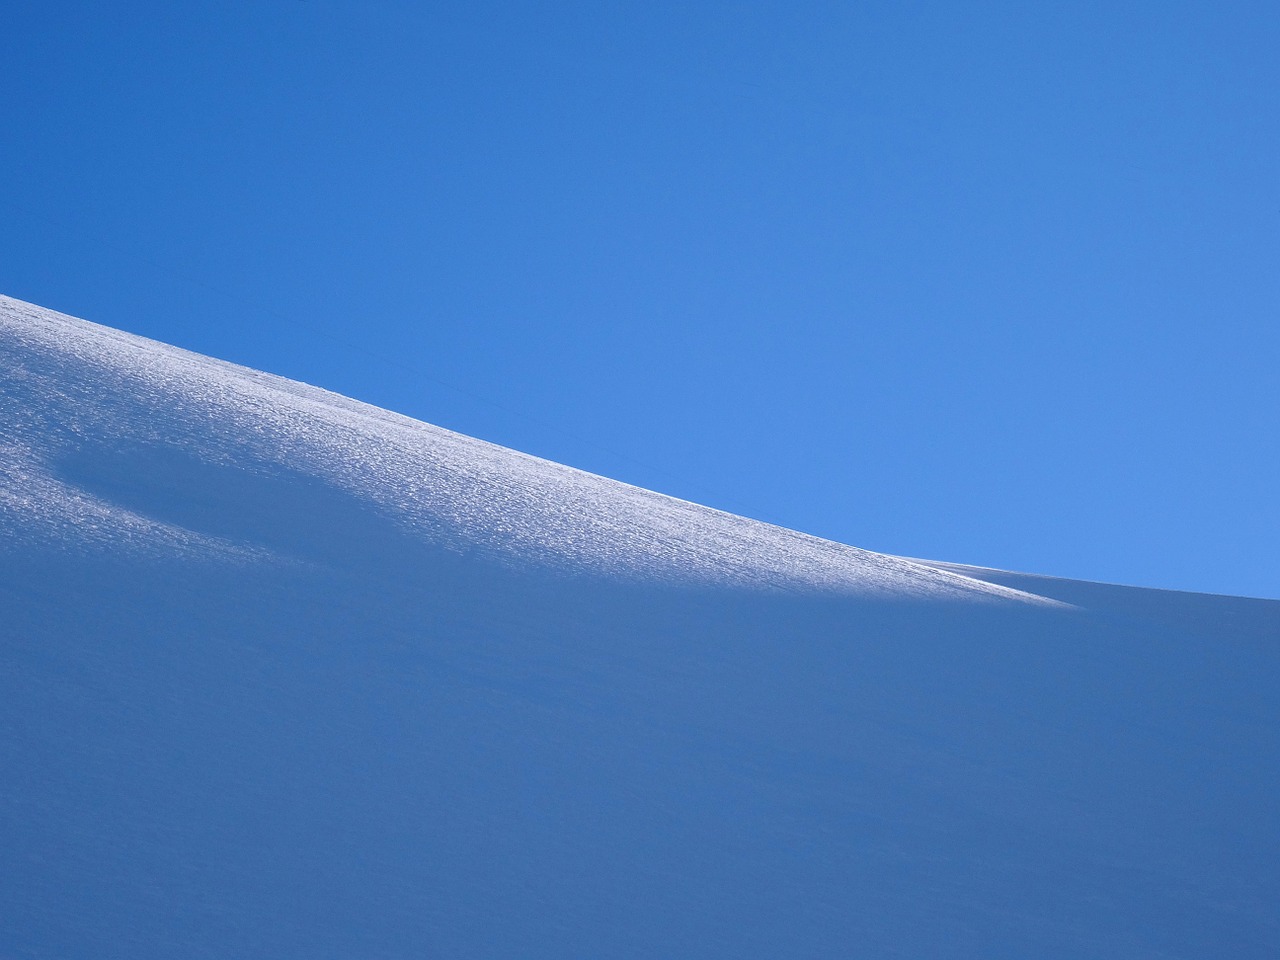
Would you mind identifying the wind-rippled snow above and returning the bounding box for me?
[0,294,1050,603]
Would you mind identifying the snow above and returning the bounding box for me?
[2,293,1277,957]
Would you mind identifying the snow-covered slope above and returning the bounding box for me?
[2,294,1277,958]
[0,296,1049,604]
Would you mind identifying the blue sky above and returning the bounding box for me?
[3,0,1277,598]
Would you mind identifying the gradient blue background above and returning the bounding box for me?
[3,0,1277,598]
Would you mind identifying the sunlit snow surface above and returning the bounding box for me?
[0,295,1049,603]
[2,294,1277,958]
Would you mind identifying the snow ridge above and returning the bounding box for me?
[0,294,1052,604]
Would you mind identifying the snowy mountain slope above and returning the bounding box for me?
[2,293,1277,958]
[0,295,1045,603]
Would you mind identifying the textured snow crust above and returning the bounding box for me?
[0,295,1047,603]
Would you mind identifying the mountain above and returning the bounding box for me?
[2,293,1276,958]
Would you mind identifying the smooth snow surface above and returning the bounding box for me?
[2,294,1277,958]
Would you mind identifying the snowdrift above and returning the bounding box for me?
[2,294,1276,958]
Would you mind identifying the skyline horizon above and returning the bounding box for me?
[4,290,1272,601]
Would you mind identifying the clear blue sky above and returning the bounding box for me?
[3,0,1277,598]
